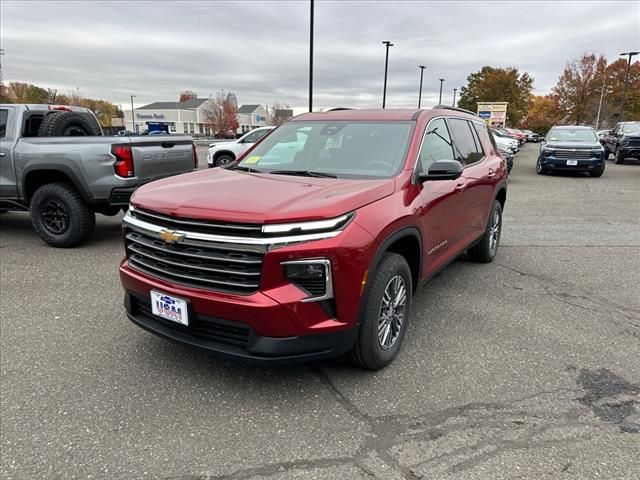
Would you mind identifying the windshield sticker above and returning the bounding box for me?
[244,156,261,164]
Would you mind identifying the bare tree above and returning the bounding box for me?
[267,103,293,126]
[203,90,239,137]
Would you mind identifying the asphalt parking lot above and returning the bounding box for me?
[1,145,639,479]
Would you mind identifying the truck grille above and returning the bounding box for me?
[627,138,640,147]
[125,209,265,295]
[554,149,592,159]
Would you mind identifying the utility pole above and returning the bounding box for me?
[130,95,136,133]
[595,76,606,130]
[438,79,444,105]
[618,51,639,121]
[452,88,457,107]
[309,0,314,112]
[418,65,426,108]
[382,41,394,108]
[0,49,5,101]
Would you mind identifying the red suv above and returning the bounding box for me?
[120,107,507,369]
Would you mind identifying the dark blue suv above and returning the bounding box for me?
[537,126,605,177]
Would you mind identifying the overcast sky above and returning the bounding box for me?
[2,0,638,112]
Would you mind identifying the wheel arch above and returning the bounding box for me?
[213,150,236,162]
[368,227,423,294]
[22,165,91,204]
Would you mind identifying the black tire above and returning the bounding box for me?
[351,252,412,370]
[30,183,95,248]
[536,157,549,175]
[589,163,605,177]
[468,200,503,263]
[215,154,235,168]
[37,112,101,137]
[603,147,610,160]
[615,149,625,165]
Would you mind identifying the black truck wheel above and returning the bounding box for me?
[30,183,95,248]
[615,149,625,165]
[37,112,102,137]
[351,252,412,370]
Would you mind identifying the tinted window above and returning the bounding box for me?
[447,118,484,165]
[243,128,271,143]
[0,110,7,138]
[418,118,454,172]
[472,121,494,152]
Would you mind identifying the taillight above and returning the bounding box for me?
[192,144,199,169]
[112,145,135,178]
[48,105,73,112]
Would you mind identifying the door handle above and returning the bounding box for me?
[454,182,466,192]
[487,168,495,178]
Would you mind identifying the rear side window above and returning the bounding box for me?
[418,118,455,172]
[472,121,496,152]
[0,109,7,138]
[447,118,484,165]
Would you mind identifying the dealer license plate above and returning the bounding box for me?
[151,291,189,326]
[566,160,578,166]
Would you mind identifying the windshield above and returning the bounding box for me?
[621,123,640,134]
[237,121,414,179]
[548,128,597,143]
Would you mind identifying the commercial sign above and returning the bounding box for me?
[476,102,508,128]
[136,112,165,120]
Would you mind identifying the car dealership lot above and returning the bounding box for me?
[1,146,639,479]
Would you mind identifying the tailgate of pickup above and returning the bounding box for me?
[129,136,195,181]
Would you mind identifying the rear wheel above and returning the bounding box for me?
[30,183,95,247]
[351,252,412,370]
[468,200,502,263]
[615,149,625,165]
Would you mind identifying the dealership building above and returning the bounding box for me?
[123,98,267,135]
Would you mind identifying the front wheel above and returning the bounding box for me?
[30,183,95,248]
[351,252,412,370]
[536,157,549,175]
[215,154,235,168]
[468,200,503,263]
[589,163,605,177]
[603,147,610,160]
[615,149,625,165]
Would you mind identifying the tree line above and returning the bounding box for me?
[457,53,640,135]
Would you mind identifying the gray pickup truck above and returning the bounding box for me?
[0,104,197,247]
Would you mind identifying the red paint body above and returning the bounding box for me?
[119,108,507,359]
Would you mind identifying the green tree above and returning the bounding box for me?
[457,66,534,126]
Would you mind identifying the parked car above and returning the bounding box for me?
[521,129,540,142]
[491,129,519,152]
[537,125,605,177]
[207,126,275,167]
[504,128,527,145]
[0,104,197,247]
[596,129,609,144]
[119,106,508,369]
[603,121,640,164]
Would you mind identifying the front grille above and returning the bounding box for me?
[125,211,265,294]
[554,149,592,159]
[131,295,251,347]
[626,138,640,147]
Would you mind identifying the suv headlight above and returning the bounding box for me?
[282,259,333,302]
[620,138,630,146]
[263,213,353,235]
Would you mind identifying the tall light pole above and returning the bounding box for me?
[130,95,136,133]
[595,76,606,130]
[382,41,393,108]
[452,88,457,107]
[417,66,426,108]
[618,51,639,121]
[309,0,314,112]
[438,79,444,105]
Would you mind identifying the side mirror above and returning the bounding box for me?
[418,159,464,182]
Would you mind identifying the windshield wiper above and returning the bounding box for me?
[233,165,264,173]
[269,170,337,178]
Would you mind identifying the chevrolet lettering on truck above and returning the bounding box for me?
[119,106,508,369]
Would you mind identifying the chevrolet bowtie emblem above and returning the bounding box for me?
[159,229,185,244]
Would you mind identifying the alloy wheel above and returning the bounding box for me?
[377,275,407,350]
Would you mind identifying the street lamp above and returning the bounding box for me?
[130,95,136,133]
[309,0,314,112]
[595,77,606,130]
[452,88,457,107]
[382,41,394,108]
[618,51,639,121]
[418,65,426,108]
[438,79,445,105]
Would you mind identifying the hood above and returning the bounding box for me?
[544,141,601,149]
[621,133,640,139]
[131,168,395,224]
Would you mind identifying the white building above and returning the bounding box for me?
[123,99,268,136]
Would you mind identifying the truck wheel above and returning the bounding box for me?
[615,149,625,165]
[589,163,605,177]
[37,112,101,137]
[536,157,548,175]
[351,252,412,370]
[603,147,610,160]
[468,200,502,263]
[30,183,95,248]
[215,154,235,168]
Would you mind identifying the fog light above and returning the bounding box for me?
[283,259,333,302]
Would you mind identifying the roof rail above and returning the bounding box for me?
[432,105,477,116]
[326,107,354,111]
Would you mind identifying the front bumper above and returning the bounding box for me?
[618,146,640,159]
[540,155,604,171]
[124,291,357,364]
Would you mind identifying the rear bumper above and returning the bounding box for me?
[124,291,357,364]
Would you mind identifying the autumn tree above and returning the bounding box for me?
[457,66,534,126]
[179,90,197,103]
[5,82,49,103]
[601,58,640,125]
[521,95,563,135]
[203,90,239,137]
